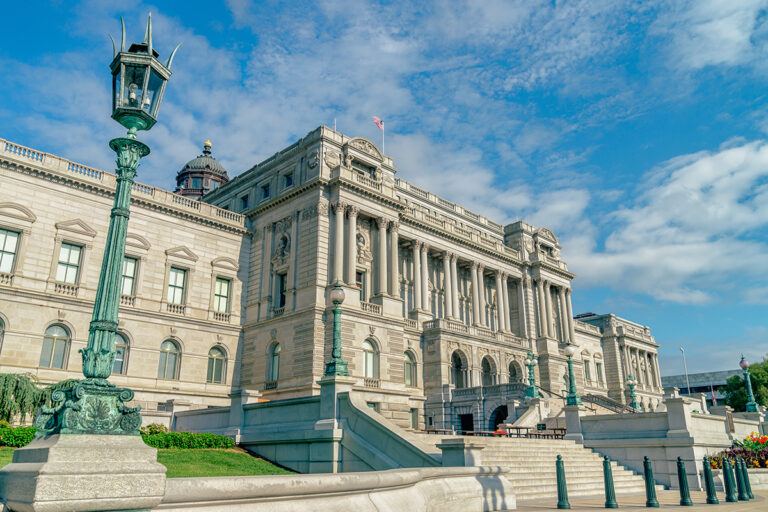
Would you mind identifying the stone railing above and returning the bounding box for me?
[120,295,136,307]
[54,282,78,296]
[404,318,418,330]
[264,380,277,390]
[423,318,526,346]
[166,303,186,315]
[575,320,601,335]
[361,301,382,315]
[363,378,381,388]
[272,307,285,317]
[582,394,637,414]
[0,273,12,286]
[354,172,382,192]
[0,138,246,231]
[213,312,231,323]
[452,387,480,399]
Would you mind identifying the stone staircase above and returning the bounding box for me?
[413,434,660,502]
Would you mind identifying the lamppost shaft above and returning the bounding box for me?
[566,356,581,406]
[81,137,148,380]
[744,369,758,412]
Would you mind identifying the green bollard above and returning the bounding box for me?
[738,459,752,500]
[723,458,738,503]
[702,457,719,505]
[734,458,748,501]
[556,455,570,510]
[742,458,754,500]
[643,456,659,508]
[603,456,618,509]
[677,457,694,506]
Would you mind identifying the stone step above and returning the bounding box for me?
[517,487,647,501]
[496,466,635,476]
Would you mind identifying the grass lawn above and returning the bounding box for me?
[0,446,292,478]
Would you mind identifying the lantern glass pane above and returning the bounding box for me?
[145,69,164,116]
[112,68,121,112]
[122,65,147,109]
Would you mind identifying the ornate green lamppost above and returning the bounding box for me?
[739,355,759,413]
[564,344,582,406]
[627,373,640,411]
[324,281,349,376]
[525,351,540,399]
[35,15,180,435]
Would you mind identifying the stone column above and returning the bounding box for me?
[443,252,453,319]
[345,206,359,285]
[544,281,553,338]
[501,273,510,332]
[471,263,480,326]
[450,255,460,319]
[260,223,273,318]
[495,271,505,331]
[558,287,568,342]
[420,243,430,311]
[376,217,388,296]
[654,354,663,389]
[565,288,576,342]
[478,266,487,327]
[518,278,529,338]
[332,201,345,284]
[412,241,422,311]
[389,221,399,296]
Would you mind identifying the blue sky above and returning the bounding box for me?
[2,1,768,375]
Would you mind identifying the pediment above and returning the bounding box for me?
[125,233,151,252]
[165,246,199,262]
[536,227,558,244]
[344,137,383,161]
[0,202,37,224]
[55,219,97,238]
[211,256,239,271]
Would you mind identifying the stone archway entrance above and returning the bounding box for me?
[489,405,508,430]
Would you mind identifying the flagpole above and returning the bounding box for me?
[382,122,385,154]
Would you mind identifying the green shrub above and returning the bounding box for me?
[141,431,234,449]
[0,426,36,447]
[140,423,169,435]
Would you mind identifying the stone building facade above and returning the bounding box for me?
[0,127,663,430]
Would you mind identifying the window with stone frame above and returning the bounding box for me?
[404,351,417,387]
[584,360,592,382]
[276,272,287,308]
[213,277,231,313]
[207,346,226,384]
[167,267,187,305]
[596,362,604,383]
[355,270,366,301]
[409,408,418,429]
[267,343,280,382]
[157,340,181,380]
[40,324,69,369]
[121,256,138,296]
[0,228,20,274]
[362,339,379,379]
[113,333,129,375]
[55,243,82,284]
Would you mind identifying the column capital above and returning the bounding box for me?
[347,205,360,217]
[471,261,480,271]
[376,216,390,228]
[390,220,400,231]
[412,240,422,250]
[421,242,430,253]
[332,201,347,213]
[443,250,452,259]
[451,253,460,263]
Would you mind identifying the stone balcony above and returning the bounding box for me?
[451,382,528,402]
[422,318,530,348]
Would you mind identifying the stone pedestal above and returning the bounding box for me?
[0,434,166,512]
[437,438,485,467]
[313,375,358,473]
[563,404,586,443]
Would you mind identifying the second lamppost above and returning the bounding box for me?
[740,356,759,413]
[564,344,582,406]
[525,351,540,399]
[627,374,640,410]
[324,281,349,376]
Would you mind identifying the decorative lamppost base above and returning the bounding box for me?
[0,434,166,512]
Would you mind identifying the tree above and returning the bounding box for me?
[723,358,768,411]
[0,374,79,423]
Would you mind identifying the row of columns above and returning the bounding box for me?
[535,279,575,342]
[622,345,662,390]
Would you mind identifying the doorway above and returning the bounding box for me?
[459,413,474,433]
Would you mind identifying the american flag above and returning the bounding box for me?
[372,116,384,131]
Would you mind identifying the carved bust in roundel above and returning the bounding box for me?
[356,233,372,264]
[272,233,290,266]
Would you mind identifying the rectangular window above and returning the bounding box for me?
[277,272,287,308]
[262,184,270,199]
[596,362,604,383]
[121,256,138,296]
[366,402,379,413]
[584,361,592,382]
[55,243,82,284]
[167,267,186,304]
[191,177,202,188]
[240,195,249,211]
[209,180,220,190]
[409,408,419,429]
[0,228,20,274]
[356,271,365,301]
[284,173,293,187]
[214,277,231,313]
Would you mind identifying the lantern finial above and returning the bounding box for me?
[144,13,153,58]
[109,35,117,58]
[120,16,126,52]
[166,43,182,69]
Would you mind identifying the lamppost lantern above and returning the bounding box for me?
[110,14,180,137]
[739,355,750,370]
[627,373,640,411]
[329,281,346,305]
[524,350,540,399]
[564,344,578,359]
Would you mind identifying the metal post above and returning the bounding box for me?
[723,458,738,503]
[702,457,719,505]
[525,351,540,399]
[603,456,618,509]
[680,347,691,395]
[742,458,754,499]
[556,455,570,510]
[324,282,348,376]
[743,367,758,413]
[566,353,581,406]
[677,457,693,506]
[734,458,748,501]
[643,456,659,508]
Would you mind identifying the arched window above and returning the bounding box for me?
[451,351,466,388]
[207,346,226,384]
[40,324,69,369]
[362,339,379,379]
[113,333,129,375]
[157,340,180,380]
[509,362,519,383]
[267,343,280,382]
[404,351,417,387]
[481,356,496,386]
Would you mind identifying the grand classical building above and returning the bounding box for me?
[0,128,663,430]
